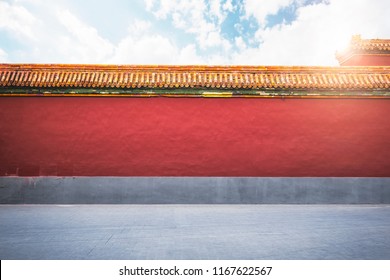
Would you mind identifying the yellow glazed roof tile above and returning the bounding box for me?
[0,64,389,93]
[336,35,390,65]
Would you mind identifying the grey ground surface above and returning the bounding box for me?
[2,177,390,204]
[1,205,390,260]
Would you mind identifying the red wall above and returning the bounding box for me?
[0,97,389,177]
[341,55,390,66]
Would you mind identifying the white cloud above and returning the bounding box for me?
[177,44,205,64]
[0,0,206,65]
[56,9,114,63]
[234,23,244,34]
[112,34,177,64]
[1,0,389,66]
[210,0,224,23]
[144,0,155,11]
[145,0,232,51]
[235,36,246,51]
[243,0,294,26]
[0,48,8,62]
[111,35,205,65]
[146,0,181,19]
[236,0,390,65]
[110,19,204,64]
[0,1,116,63]
[222,0,235,12]
[0,1,39,40]
[127,19,152,36]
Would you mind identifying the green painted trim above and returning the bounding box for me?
[0,86,389,98]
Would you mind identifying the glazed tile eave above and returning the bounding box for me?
[0,64,389,95]
[335,36,390,64]
[349,38,390,52]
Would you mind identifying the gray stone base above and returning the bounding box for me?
[0,176,389,204]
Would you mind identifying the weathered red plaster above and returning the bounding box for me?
[0,97,389,177]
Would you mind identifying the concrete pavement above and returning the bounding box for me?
[1,205,390,260]
[2,177,390,204]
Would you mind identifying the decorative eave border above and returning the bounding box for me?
[1,64,389,98]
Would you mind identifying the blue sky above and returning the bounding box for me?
[0,0,389,65]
